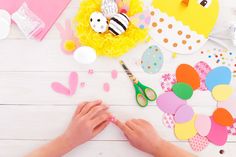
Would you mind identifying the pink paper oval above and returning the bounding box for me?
[207,117,228,146]
[195,115,211,136]
[174,105,194,123]
[156,92,186,114]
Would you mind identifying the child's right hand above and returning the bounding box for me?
[113,119,163,156]
[62,100,111,149]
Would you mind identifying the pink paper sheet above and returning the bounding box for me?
[0,0,71,40]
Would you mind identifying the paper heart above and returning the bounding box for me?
[188,134,209,152]
[51,72,78,96]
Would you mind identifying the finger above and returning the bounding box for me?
[113,119,133,135]
[91,113,111,127]
[126,120,138,130]
[86,104,109,119]
[92,121,109,137]
[79,100,103,116]
[72,102,88,119]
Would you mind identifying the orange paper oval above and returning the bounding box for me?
[213,108,234,126]
[176,64,200,90]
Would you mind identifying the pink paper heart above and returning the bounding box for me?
[51,83,70,95]
[51,72,78,96]
[69,72,78,95]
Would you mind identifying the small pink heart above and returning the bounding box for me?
[51,72,78,96]
[111,70,118,80]
[103,83,110,93]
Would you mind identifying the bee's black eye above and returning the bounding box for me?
[198,0,211,8]
[200,0,207,6]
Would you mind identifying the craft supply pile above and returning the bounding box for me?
[1,0,235,154]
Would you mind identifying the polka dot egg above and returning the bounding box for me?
[141,45,164,74]
[90,12,108,33]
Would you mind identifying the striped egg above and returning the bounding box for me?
[108,13,130,36]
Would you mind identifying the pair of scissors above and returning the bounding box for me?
[120,60,157,107]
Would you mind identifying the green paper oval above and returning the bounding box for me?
[172,82,193,100]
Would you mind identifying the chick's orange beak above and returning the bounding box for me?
[181,0,189,7]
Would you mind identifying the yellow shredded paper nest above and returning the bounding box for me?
[74,0,148,57]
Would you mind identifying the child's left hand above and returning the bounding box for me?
[62,100,112,149]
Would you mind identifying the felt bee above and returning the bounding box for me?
[108,13,130,35]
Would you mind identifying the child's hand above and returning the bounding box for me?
[114,119,163,156]
[62,100,111,149]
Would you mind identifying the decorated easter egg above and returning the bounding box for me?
[194,61,212,91]
[188,134,209,152]
[227,119,236,136]
[207,117,228,146]
[172,82,193,100]
[0,9,11,40]
[174,105,194,123]
[101,0,118,18]
[130,10,151,29]
[212,85,233,101]
[141,45,164,74]
[90,12,108,33]
[160,73,177,92]
[109,13,129,35]
[162,113,175,129]
[73,46,97,64]
[176,64,200,90]
[156,92,186,114]
[212,108,234,126]
[195,115,211,137]
[205,66,231,91]
[175,115,197,140]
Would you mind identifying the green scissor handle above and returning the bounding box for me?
[134,84,148,107]
[137,82,157,101]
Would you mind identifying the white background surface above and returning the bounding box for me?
[0,0,236,156]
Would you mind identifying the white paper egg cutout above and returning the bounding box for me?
[73,46,97,64]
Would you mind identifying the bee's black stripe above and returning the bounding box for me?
[111,17,127,31]
[120,13,129,21]
[108,27,119,35]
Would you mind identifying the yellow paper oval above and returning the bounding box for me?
[175,115,197,140]
[212,85,234,101]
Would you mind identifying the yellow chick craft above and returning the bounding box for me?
[150,0,219,54]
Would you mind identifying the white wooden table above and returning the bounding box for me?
[0,0,236,156]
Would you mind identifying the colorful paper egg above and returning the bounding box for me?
[109,13,129,35]
[160,73,177,92]
[205,66,232,91]
[90,12,108,33]
[175,115,197,140]
[141,45,164,74]
[174,105,194,123]
[188,134,209,152]
[212,85,233,101]
[0,9,11,40]
[207,117,228,146]
[176,64,200,90]
[73,46,97,64]
[101,0,118,18]
[194,61,212,91]
[156,92,186,114]
[195,115,211,137]
[172,82,193,100]
[212,108,234,126]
